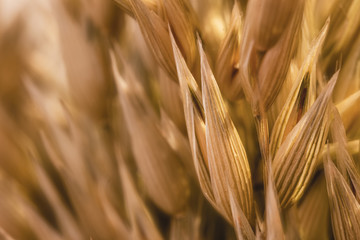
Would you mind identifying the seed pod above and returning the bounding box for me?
[270,20,329,157]
[273,72,337,207]
[159,108,199,185]
[52,0,112,123]
[199,37,254,224]
[215,2,243,101]
[248,0,304,51]
[323,0,360,72]
[324,158,360,240]
[330,106,360,199]
[158,69,186,133]
[129,0,177,80]
[171,30,254,235]
[257,3,304,110]
[111,51,190,215]
[163,0,197,68]
[170,29,216,210]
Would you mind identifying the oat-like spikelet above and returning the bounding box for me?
[273,73,337,207]
[129,0,177,80]
[52,0,114,123]
[162,0,198,69]
[251,0,303,51]
[256,1,304,110]
[111,52,191,215]
[171,29,214,211]
[215,2,243,101]
[171,30,255,236]
[158,68,187,133]
[270,20,329,157]
[324,158,360,240]
[199,37,254,224]
[2,0,360,239]
[330,106,360,197]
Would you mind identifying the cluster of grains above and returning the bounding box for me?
[0,0,359,239]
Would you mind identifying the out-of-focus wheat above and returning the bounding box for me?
[0,0,360,239]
